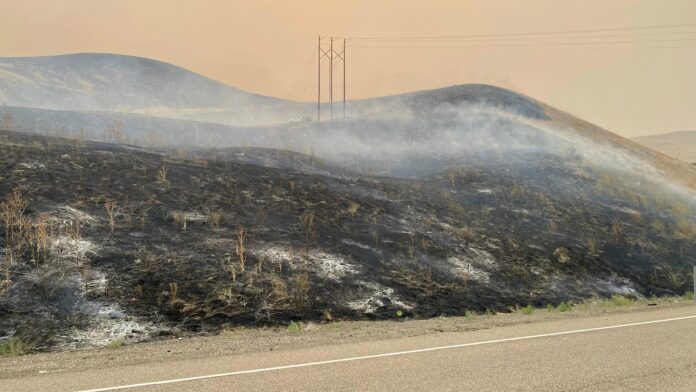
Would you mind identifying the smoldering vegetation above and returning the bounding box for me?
[1,83,696,352]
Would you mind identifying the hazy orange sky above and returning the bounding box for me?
[1,0,695,137]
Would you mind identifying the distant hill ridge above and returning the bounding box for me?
[0,53,550,126]
[0,53,307,125]
[632,131,696,163]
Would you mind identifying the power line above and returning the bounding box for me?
[316,22,695,116]
[344,22,696,40]
[350,37,696,49]
[288,48,317,101]
[348,30,696,43]
[348,44,696,52]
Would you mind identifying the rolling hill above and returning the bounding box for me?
[0,53,310,126]
[632,131,696,164]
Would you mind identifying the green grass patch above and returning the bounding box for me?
[287,321,302,333]
[106,339,124,349]
[329,321,341,330]
[609,295,633,307]
[556,302,571,312]
[0,337,34,357]
[520,304,535,315]
[684,291,694,301]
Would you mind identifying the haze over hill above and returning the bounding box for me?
[1,54,694,193]
[632,131,696,164]
[0,53,557,127]
[0,53,310,126]
[1,54,695,204]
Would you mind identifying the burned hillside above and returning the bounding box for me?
[1,128,695,350]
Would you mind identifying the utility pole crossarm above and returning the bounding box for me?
[317,36,347,123]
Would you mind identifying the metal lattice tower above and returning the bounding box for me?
[317,36,346,122]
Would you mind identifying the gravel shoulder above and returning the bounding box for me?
[2,297,693,380]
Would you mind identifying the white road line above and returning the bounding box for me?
[77,314,696,392]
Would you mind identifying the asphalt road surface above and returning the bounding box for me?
[4,306,696,391]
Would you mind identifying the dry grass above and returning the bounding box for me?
[322,308,333,321]
[420,238,430,255]
[155,166,169,188]
[68,217,81,240]
[1,189,28,250]
[553,247,570,263]
[0,276,11,297]
[371,229,379,248]
[0,189,52,266]
[208,211,222,228]
[235,227,247,273]
[661,265,688,290]
[168,282,178,303]
[104,199,117,232]
[300,212,315,262]
[611,219,623,239]
[461,269,471,289]
[454,226,474,246]
[0,189,57,274]
[171,212,187,230]
[447,169,457,186]
[31,213,50,265]
[407,233,415,259]
[255,207,268,226]
[586,237,599,255]
[510,184,526,198]
[675,218,696,239]
[547,220,559,234]
[270,274,289,303]
[346,202,360,218]
[255,256,265,274]
[294,272,311,304]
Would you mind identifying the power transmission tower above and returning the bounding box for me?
[317,36,346,122]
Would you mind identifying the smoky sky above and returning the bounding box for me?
[0,0,695,137]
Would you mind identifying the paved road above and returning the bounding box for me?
[4,306,696,391]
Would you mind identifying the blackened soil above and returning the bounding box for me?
[0,130,694,348]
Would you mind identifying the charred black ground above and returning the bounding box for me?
[1,127,695,350]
